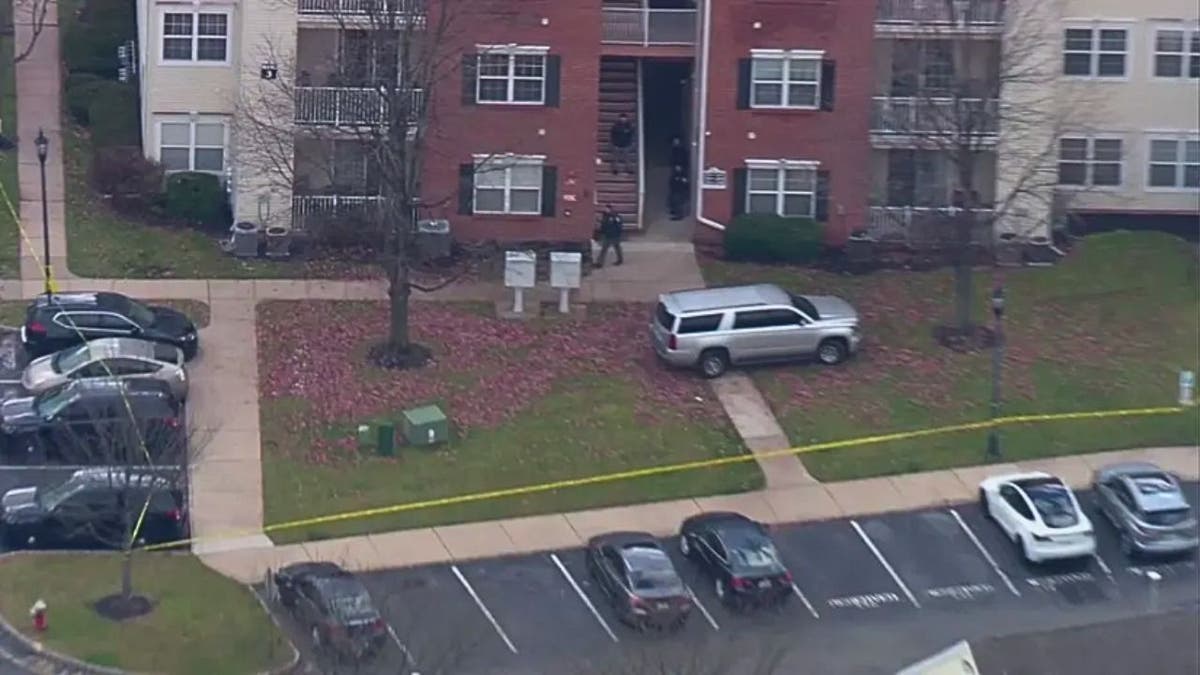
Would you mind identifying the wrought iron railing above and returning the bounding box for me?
[601,8,696,46]
[871,96,999,135]
[875,0,1003,26]
[867,205,995,245]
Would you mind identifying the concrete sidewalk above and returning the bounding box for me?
[199,445,1200,584]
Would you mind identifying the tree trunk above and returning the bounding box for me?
[954,212,974,332]
[387,234,412,352]
[121,549,134,601]
[120,467,134,601]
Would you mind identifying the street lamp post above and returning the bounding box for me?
[986,285,1006,460]
[34,129,51,294]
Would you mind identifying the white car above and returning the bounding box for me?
[979,471,1095,563]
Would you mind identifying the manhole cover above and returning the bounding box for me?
[1057,580,1107,605]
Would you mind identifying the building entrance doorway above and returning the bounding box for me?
[640,58,693,240]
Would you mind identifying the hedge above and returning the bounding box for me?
[723,215,825,264]
[165,172,226,227]
[64,73,106,126]
[87,81,140,147]
[63,0,136,78]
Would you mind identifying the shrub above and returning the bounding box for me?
[63,0,136,78]
[90,145,163,214]
[304,207,387,250]
[65,73,106,126]
[165,172,227,227]
[723,215,826,264]
[87,81,140,147]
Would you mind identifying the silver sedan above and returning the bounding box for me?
[21,337,188,400]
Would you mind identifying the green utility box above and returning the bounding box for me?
[402,405,449,446]
[376,423,396,457]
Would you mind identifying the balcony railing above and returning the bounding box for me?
[871,96,999,135]
[602,8,696,46]
[867,205,995,245]
[292,194,385,230]
[294,87,424,126]
[876,0,1003,27]
[298,0,425,16]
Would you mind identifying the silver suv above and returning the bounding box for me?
[1092,462,1199,557]
[650,284,862,378]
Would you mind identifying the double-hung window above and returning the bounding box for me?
[1147,136,1200,189]
[750,51,822,108]
[473,155,544,214]
[159,120,226,173]
[1062,26,1127,77]
[1153,28,1200,78]
[746,161,818,217]
[1057,136,1123,187]
[476,48,547,104]
[161,10,229,64]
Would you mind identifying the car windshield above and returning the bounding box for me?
[51,344,94,373]
[726,530,783,574]
[1021,479,1079,528]
[1143,508,1192,527]
[788,294,821,320]
[655,303,675,331]
[33,387,77,419]
[122,298,156,327]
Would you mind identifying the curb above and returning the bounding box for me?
[0,551,300,675]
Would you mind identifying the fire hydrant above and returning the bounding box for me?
[30,599,46,632]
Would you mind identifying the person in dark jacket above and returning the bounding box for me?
[609,114,635,175]
[669,136,690,174]
[595,204,624,267]
[668,164,690,220]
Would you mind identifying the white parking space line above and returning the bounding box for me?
[949,508,1021,597]
[1092,553,1118,587]
[549,553,619,643]
[686,586,720,631]
[850,520,921,609]
[791,582,820,619]
[450,564,519,655]
[385,624,419,674]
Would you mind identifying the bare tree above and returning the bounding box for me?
[869,0,1097,337]
[237,0,510,366]
[5,0,51,65]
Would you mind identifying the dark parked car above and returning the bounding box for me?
[585,531,693,631]
[274,562,388,661]
[21,292,199,361]
[0,379,185,463]
[679,512,792,609]
[1092,462,1199,558]
[0,467,188,550]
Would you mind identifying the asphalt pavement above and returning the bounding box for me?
[260,484,1200,675]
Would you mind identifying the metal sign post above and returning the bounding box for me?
[504,250,537,314]
[549,251,582,314]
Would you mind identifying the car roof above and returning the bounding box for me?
[1121,472,1190,512]
[1013,475,1068,492]
[619,542,674,573]
[69,338,162,361]
[33,292,129,311]
[60,377,173,397]
[68,467,178,489]
[662,284,791,314]
[693,511,756,533]
[281,561,350,579]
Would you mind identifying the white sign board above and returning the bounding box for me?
[1180,370,1195,406]
[702,167,727,190]
[549,251,582,289]
[504,250,537,289]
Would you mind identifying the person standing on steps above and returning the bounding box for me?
[669,136,690,174]
[609,114,635,175]
[595,204,624,267]
[668,164,690,220]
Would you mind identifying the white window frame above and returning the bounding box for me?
[474,44,550,106]
[158,8,232,66]
[1150,24,1200,79]
[1061,22,1131,80]
[748,49,823,110]
[1145,133,1200,191]
[156,117,228,175]
[744,159,819,217]
[1056,135,1125,189]
[472,153,545,215]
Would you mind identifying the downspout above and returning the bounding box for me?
[694,0,724,231]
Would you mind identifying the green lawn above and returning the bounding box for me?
[0,553,291,674]
[0,3,22,279]
[0,299,210,328]
[702,231,1200,481]
[259,302,763,543]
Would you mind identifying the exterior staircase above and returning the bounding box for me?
[595,56,640,229]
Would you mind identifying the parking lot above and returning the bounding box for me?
[263,484,1200,675]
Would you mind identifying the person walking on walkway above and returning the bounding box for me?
[595,204,624,267]
[609,114,635,175]
[668,164,690,220]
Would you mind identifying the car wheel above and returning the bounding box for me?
[816,339,847,365]
[979,488,991,520]
[679,533,692,558]
[698,349,729,378]
[1016,536,1030,564]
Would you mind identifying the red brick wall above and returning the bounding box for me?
[421,1,602,243]
[699,0,875,245]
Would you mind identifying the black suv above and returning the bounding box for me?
[21,292,199,360]
[0,379,185,464]
[0,467,188,550]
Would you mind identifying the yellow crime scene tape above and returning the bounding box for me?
[142,404,1191,552]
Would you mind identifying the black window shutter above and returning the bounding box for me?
[461,54,478,105]
[819,60,836,112]
[736,59,752,109]
[544,55,561,107]
[732,168,747,220]
[815,169,831,222]
[540,166,558,216]
[458,163,475,214]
